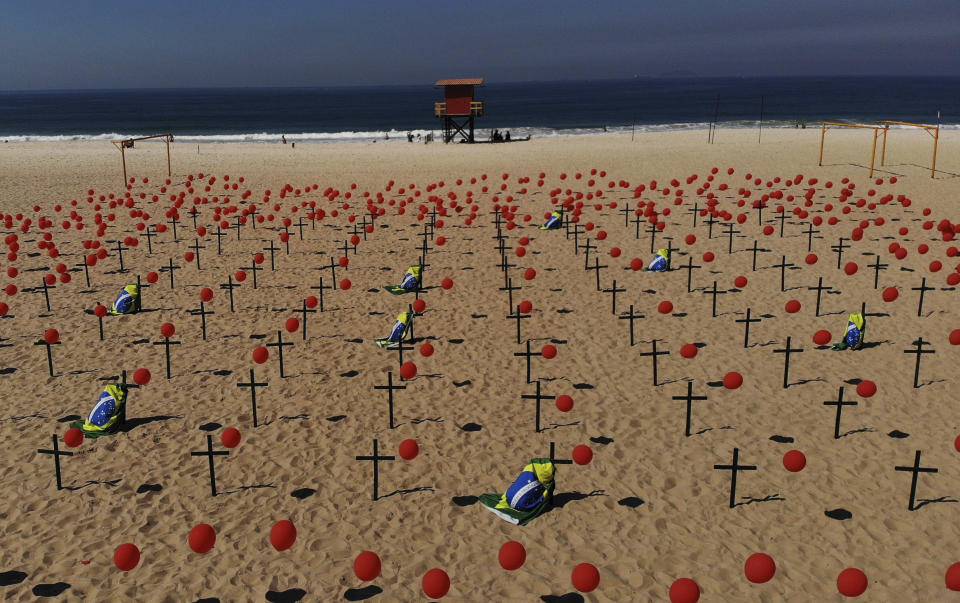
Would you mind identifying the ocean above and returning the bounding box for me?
[0,77,957,143]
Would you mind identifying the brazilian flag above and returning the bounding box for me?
[479,459,555,525]
[69,384,126,438]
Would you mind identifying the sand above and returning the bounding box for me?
[1,126,959,601]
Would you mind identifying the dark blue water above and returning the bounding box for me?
[0,77,956,142]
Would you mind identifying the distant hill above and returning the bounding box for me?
[655,70,697,78]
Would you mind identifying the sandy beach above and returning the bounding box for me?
[1,126,960,601]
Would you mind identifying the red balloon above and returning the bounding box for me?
[44,273,56,286]
[571,563,600,593]
[882,287,898,302]
[114,543,141,571]
[844,262,858,275]
[252,346,269,364]
[783,450,806,472]
[235,270,247,282]
[160,322,175,338]
[0,302,7,315]
[702,251,715,262]
[189,524,216,554]
[340,278,351,290]
[210,426,240,451]
[4,284,16,296]
[946,562,960,591]
[200,287,214,302]
[400,361,417,379]
[519,300,533,313]
[855,380,876,397]
[94,304,108,318]
[837,568,867,597]
[744,552,776,583]
[572,444,593,465]
[669,578,700,603]
[44,328,59,344]
[734,276,747,288]
[422,568,450,599]
[524,268,536,280]
[805,253,818,265]
[338,256,349,268]
[398,438,419,460]
[610,247,621,258]
[723,371,743,389]
[785,299,801,313]
[556,394,573,412]
[630,258,643,271]
[184,251,195,263]
[950,329,960,345]
[685,234,696,245]
[285,317,299,333]
[133,368,151,386]
[680,344,698,359]
[436,236,446,246]
[64,427,84,448]
[541,344,557,359]
[354,551,382,581]
[305,295,318,309]
[270,520,297,551]
[658,301,674,314]
[499,541,526,570]
[813,330,832,345]
[419,343,434,357]
[441,278,454,290]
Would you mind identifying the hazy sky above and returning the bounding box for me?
[2,0,958,90]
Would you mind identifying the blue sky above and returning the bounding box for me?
[1,0,958,90]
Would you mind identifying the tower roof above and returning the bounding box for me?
[434,78,484,87]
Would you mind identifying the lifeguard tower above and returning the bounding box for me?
[434,78,484,143]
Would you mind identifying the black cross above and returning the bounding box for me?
[639,339,670,386]
[242,258,261,289]
[704,280,726,318]
[754,202,765,226]
[143,225,156,254]
[713,447,758,509]
[232,214,244,240]
[681,257,701,293]
[212,224,226,255]
[359,215,373,239]
[823,386,857,439]
[499,278,521,314]
[704,213,718,239]
[220,275,240,312]
[663,238,678,271]
[266,330,294,378]
[374,371,406,429]
[572,220,584,250]
[153,335,181,379]
[894,450,939,511]
[37,276,55,312]
[34,337,61,377]
[521,380,556,433]
[394,334,415,377]
[263,240,281,271]
[498,252,516,275]
[803,222,820,252]
[248,207,259,229]
[294,299,316,340]
[237,368,268,427]
[95,299,105,340]
[136,274,147,311]
[190,434,230,497]
[355,439,396,501]
[189,239,206,270]
[406,303,422,343]
[189,207,200,230]
[414,259,428,298]
[114,239,129,273]
[748,240,767,272]
[832,237,850,269]
[189,300,214,341]
[338,240,352,264]
[774,211,788,237]
[579,238,598,268]
[672,381,708,437]
[772,255,795,292]
[167,215,180,243]
[548,441,573,465]
[632,212,644,240]
[688,202,700,228]
[724,222,740,254]
[514,339,545,384]
[618,304,645,347]
[419,233,432,258]
[494,237,512,262]
[903,338,936,388]
[603,279,626,315]
[735,307,762,348]
[311,277,333,312]
[282,227,292,255]
[586,256,608,292]
[807,277,833,317]
[37,433,73,490]
[869,256,888,289]
[645,222,660,254]
[912,277,934,317]
[162,257,179,289]
[621,203,634,227]
[507,304,531,344]
[315,257,338,290]
[296,217,308,241]
[77,259,92,288]
[773,336,804,388]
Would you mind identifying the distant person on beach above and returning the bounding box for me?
[291,142,295,149]
[407,132,414,142]
[602,125,608,132]
[282,135,287,144]
[505,131,511,142]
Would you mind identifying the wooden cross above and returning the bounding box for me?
[773,336,804,388]
[579,237,598,268]
[295,217,309,241]
[645,222,661,254]
[247,207,260,229]
[773,255,795,292]
[912,277,934,317]
[713,447,758,509]
[672,380,708,437]
[189,238,206,270]
[189,207,200,230]
[237,368,268,427]
[507,304,531,344]
[735,307,761,348]
[803,222,820,252]
[414,258,428,298]
[499,278,521,314]
[355,439,396,501]
[521,380,555,433]
[807,277,833,316]
[632,212,644,240]
[603,279,626,315]
[903,338,935,388]
[219,275,240,312]
[266,330,294,378]
[189,300,215,341]
[620,203,634,227]
[586,256,608,292]
[311,277,333,312]
[548,442,573,465]
[143,225,156,254]
[152,335,181,379]
[114,239,129,273]
[704,213,718,239]
[747,240,767,272]
[753,202,765,226]
[869,256,888,289]
[242,258,261,289]
[723,222,740,254]
[315,257,339,290]
[704,280,726,318]
[37,433,73,490]
[823,386,857,439]
[190,434,229,497]
[232,214,244,240]
[34,338,61,377]
[640,339,670,386]
[514,339,545,384]
[394,337,415,379]
[337,239,350,262]
[682,256,701,292]
[374,371,406,429]
[832,237,850,269]
[212,224,226,255]
[162,257,179,289]
[263,240,281,271]
[36,276,55,312]
[167,215,180,243]
[294,299,316,340]
[77,259,92,288]
[498,252,516,274]
[618,304,645,347]
[774,211,788,237]
[663,238,678,270]
[894,450,938,511]
[688,202,700,228]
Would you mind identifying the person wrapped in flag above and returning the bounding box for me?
[108,284,141,315]
[832,313,866,350]
[539,208,563,230]
[383,265,422,295]
[375,311,412,349]
[644,248,670,272]
[69,384,127,437]
[479,458,555,525]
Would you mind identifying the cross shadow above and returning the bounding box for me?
[265,588,307,603]
[64,478,122,491]
[280,414,310,421]
[119,414,184,433]
[914,496,959,510]
[840,427,875,437]
[695,425,735,435]
[734,492,785,507]
[549,489,607,510]
[788,377,827,387]
[539,421,581,432]
[379,486,434,499]
[541,594,585,603]
[409,417,443,424]
[221,483,277,495]
[918,379,947,388]
[344,585,383,601]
